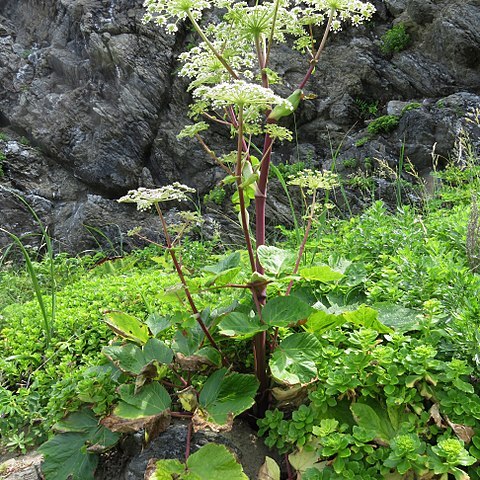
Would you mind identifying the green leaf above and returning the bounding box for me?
[143,338,174,365]
[218,312,267,338]
[146,313,173,336]
[53,408,100,434]
[350,402,395,446]
[289,448,324,474]
[103,339,173,375]
[257,246,295,276]
[203,252,241,274]
[104,311,150,344]
[40,409,119,480]
[53,408,119,449]
[374,303,420,332]
[114,382,171,419]
[195,347,222,367]
[306,310,345,334]
[151,459,185,479]
[299,266,344,283]
[103,344,146,375]
[343,306,393,334]
[204,267,242,287]
[269,333,322,385]
[263,296,313,327]
[172,327,204,356]
[258,457,281,480]
[199,369,259,424]
[186,443,248,480]
[40,433,98,480]
[453,378,474,394]
[239,172,259,189]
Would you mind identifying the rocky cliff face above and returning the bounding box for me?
[0,0,479,253]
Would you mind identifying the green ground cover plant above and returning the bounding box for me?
[367,115,400,135]
[380,23,411,55]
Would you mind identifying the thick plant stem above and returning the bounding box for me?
[251,133,275,415]
[255,134,275,275]
[232,107,270,412]
[155,204,226,361]
[253,330,269,414]
[230,106,257,272]
[255,35,269,89]
[298,10,334,90]
[185,421,193,461]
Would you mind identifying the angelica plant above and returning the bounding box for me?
[141,0,375,408]
[39,4,380,477]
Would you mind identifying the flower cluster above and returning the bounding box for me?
[143,0,226,32]
[296,0,376,32]
[195,80,292,110]
[224,1,304,43]
[118,183,196,211]
[178,27,256,86]
[288,169,340,194]
[177,121,210,139]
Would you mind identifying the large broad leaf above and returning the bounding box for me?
[176,346,222,371]
[343,305,393,334]
[172,326,205,356]
[269,333,322,385]
[40,409,119,480]
[146,313,173,336]
[374,303,420,332]
[149,459,184,479]
[199,369,259,424]
[204,267,242,287]
[114,382,171,419]
[350,402,396,446]
[41,433,98,480]
[53,408,101,434]
[103,344,147,375]
[104,311,150,344]
[203,252,241,274]
[262,296,314,327]
[257,245,295,276]
[299,266,344,283]
[218,311,267,339]
[186,443,248,480]
[143,338,174,364]
[103,339,173,375]
[52,409,119,449]
[306,310,345,334]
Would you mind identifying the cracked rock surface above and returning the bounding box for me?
[0,0,479,252]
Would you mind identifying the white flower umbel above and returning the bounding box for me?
[118,183,196,211]
[143,0,230,30]
[294,0,376,31]
[288,169,339,195]
[224,1,304,43]
[195,80,293,110]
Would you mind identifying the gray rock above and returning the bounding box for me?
[383,0,407,16]
[387,100,411,116]
[406,0,437,25]
[0,0,479,252]
[120,420,275,480]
